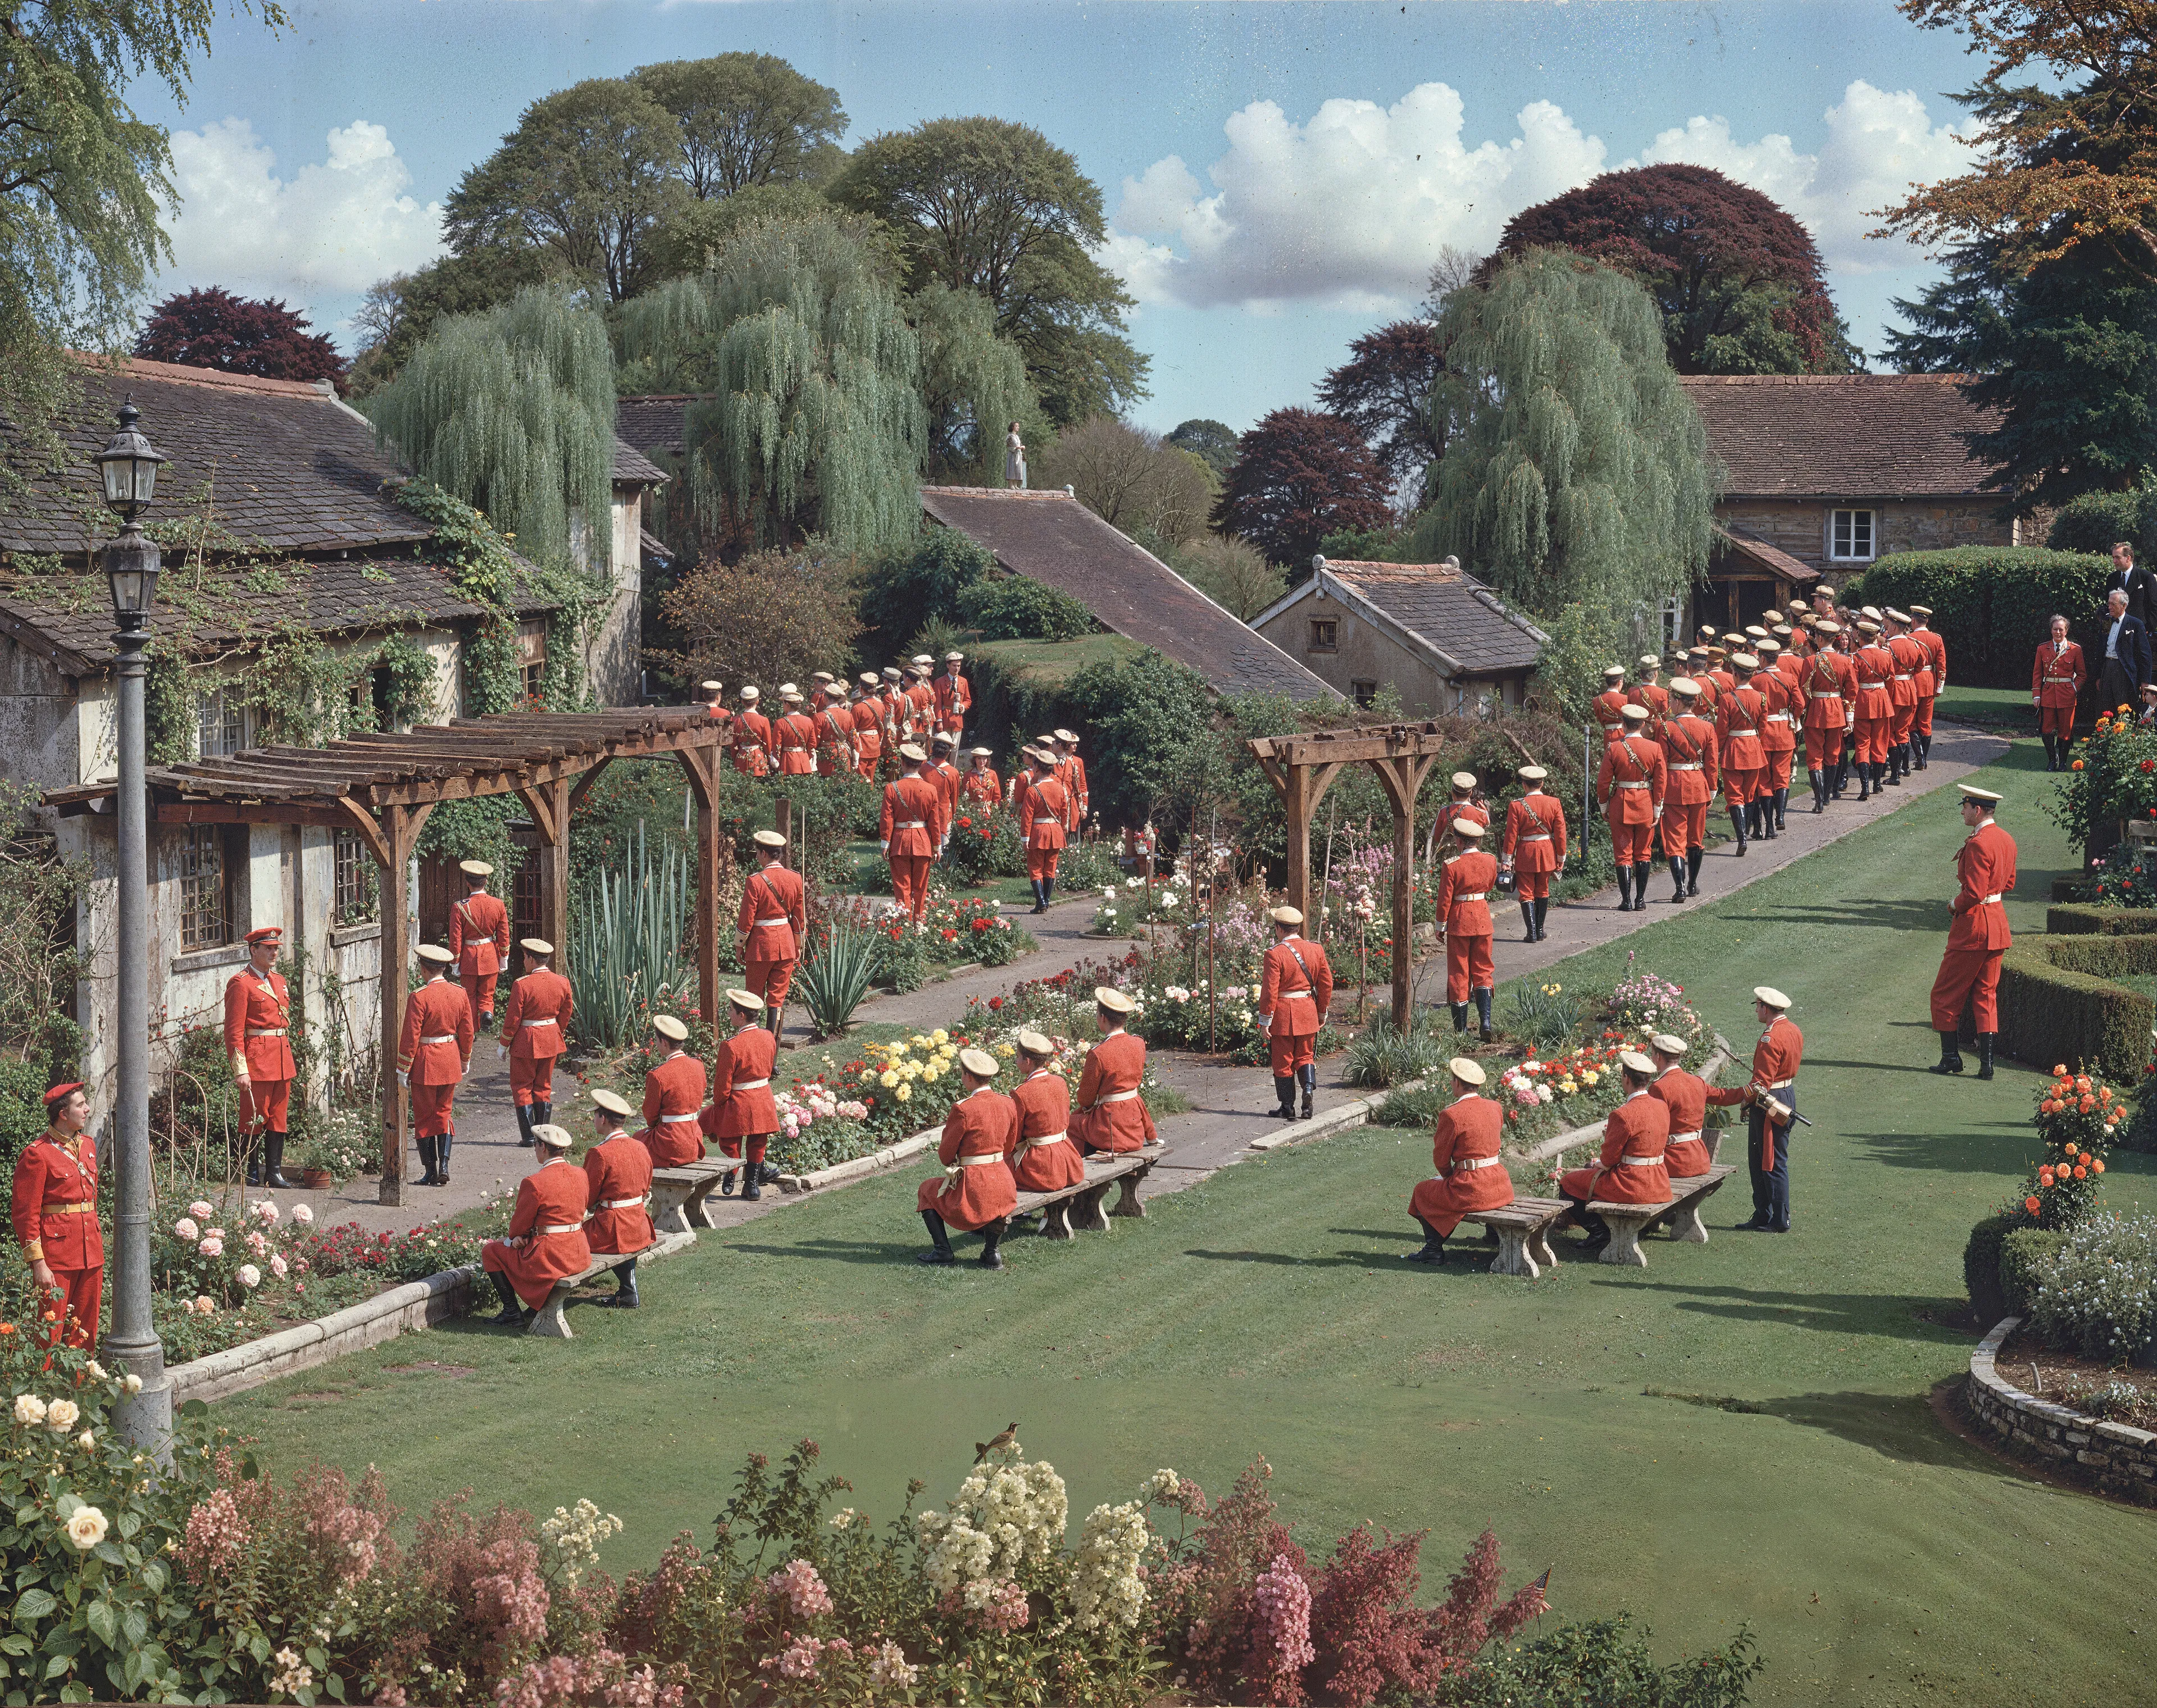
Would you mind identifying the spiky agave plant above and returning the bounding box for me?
[568,823,693,1049]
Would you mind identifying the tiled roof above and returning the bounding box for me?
[0,357,429,559]
[1714,524,1819,584]
[616,395,695,461]
[918,486,1339,701]
[611,438,668,486]
[0,557,559,678]
[1314,561,1545,674]
[1680,374,2003,499]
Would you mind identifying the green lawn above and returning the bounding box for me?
[224,734,2157,1706]
[1933,682,2037,731]
[971,632,1146,686]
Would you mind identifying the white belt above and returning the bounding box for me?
[895,819,926,828]
[1519,831,1551,841]
[1022,1132,1069,1148]
[1978,893,2003,905]
[1892,673,1912,681]
[658,1111,700,1124]
[734,1078,770,1090]
[522,1017,557,1027]
[754,917,790,928]
[1669,762,1703,771]
[1764,712,1791,723]
[1765,1078,1795,1090]
[1809,690,1842,699]
[421,1034,456,1046]
[1450,1155,1503,1171]
[536,1224,581,1236]
[1614,780,1649,789]
[948,1153,1004,1170]
[1276,989,1312,998]
[1619,1154,1665,1167]
[1669,1129,1702,1144]
[245,1027,286,1038]
[1599,724,1622,736]
[1727,728,1758,739]
[599,1196,647,1210]
[1455,892,1488,902]
[1098,1089,1140,1104]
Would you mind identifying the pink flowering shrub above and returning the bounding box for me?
[1249,1554,1317,1706]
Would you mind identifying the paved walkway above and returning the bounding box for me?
[261,724,2006,1237]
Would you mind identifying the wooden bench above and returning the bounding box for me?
[526,1229,695,1337]
[1013,1142,1166,1238]
[1586,1165,1739,1268]
[649,1160,740,1235]
[1461,1197,1569,1278]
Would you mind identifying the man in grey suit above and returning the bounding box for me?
[2098,586,2154,713]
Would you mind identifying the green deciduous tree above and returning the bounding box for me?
[1165,533,1286,620]
[634,53,846,199]
[1166,418,1237,475]
[912,279,1038,486]
[362,286,615,573]
[830,115,1148,424]
[1410,249,1719,617]
[1034,416,1215,544]
[348,245,548,397]
[444,78,684,303]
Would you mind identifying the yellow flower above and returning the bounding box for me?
[997,1042,1016,1057]
[921,1063,941,1083]
[931,1028,949,1046]
[895,1083,912,1101]
[879,1069,899,1088]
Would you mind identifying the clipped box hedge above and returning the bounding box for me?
[1844,546,2112,689]
[2046,903,2157,936]
[1965,932,2157,1078]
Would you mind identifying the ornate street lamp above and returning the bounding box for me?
[97,397,171,1452]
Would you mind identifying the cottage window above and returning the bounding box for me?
[196,688,248,757]
[1830,509,1876,562]
[333,828,377,926]
[518,621,547,707]
[178,826,230,952]
[1350,678,1378,708]
[1308,618,1339,654]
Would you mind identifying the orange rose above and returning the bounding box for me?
[2026,1196,2043,1213]
[2073,760,2085,769]
[2064,1141,2078,1155]
[2094,1158,2106,1174]
[2054,1063,2068,1076]
[2073,1165,2087,1179]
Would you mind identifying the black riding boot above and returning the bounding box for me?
[533,1099,553,1131]
[1670,857,1687,902]
[977,1215,1010,1270]
[1533,897,1550,939]
[1519,901,1537,942]
[1450,1001,1469,1034]
[515,1103,536,1147]
[1808,767,1826,813]
[1473,987,1494,1042]
[600,1259,639,1307]
[1686,848,1703,896]
[1574,1208,1612,1252]
[918,1209,957,1264]
[1930,1030,1964,1075]
[488,1268,528,1325]
[435,1133,453,1185]
[1042,873,1054,905]
[1833,757,1849,798]
[1407,1215,1448,1264]
[1856,760,1872,801]
[1728,806,1748,856]
[414,1133,439,1186]
[1298,1063,1316,1121]
[1757,799,1776,841]
[263,1131,291,1188]
[1273,1076,1297,1119]
[1891,744,1908,784]
[1615,863,1633,911]
[243,1135,261,1188]
[720,1157,739,1196]
[1976,1033,1996,1081]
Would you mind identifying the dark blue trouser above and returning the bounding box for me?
[1747,1090,1794,1229]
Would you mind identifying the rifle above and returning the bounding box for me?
[1733,1063,1813,1127]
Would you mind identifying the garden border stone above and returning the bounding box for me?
[1964,1315,2157,1506]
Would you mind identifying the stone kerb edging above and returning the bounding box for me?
[775,1126,943,1194]
[1965,1316,2157,1506]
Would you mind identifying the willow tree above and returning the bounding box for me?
[363,285,615,571]
[1410,249,1721,616]
[912,280,1035,486]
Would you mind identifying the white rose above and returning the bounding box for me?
[45,1398,79,1432]
[13,1393,47,1426]
[292,1204,315,1224]
[238,1264,261,1289]
[123,1373,143,1395]
[64,1506,108,1550]
[78,1431,95,1451]
[84,1360,105,1381]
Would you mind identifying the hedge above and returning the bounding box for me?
[2000,1226,2068,1316]
[1964,1210,2021,1323]
[2047,903,2157,936]
[2047,489,2157,561]
[1842,546,2111,689]
[1968,932,2157,1078]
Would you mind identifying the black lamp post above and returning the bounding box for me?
[95,397,171,1451]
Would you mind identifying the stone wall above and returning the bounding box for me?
[1965,1317,2157,1505]
[1719,497,2020,573]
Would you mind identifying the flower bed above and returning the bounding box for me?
[1966,1316,2157,1506]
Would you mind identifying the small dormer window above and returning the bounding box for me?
[1830,509,1876,562]
[1309,618,1339,653]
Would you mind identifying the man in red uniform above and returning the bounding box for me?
[1435,771,1489,860]
[699,679,727,723]
[1885,611,1926,785]
[1657,678,1718,901]
[1648,1033,1713,1178]
[917,1047,1018,1268]
[1054,730,1090,831]
[880,666,911,756]
[1591,664,1630,744]
[11,1083,102,1351]
[772,687,818,776]
[448,860,512,1033]
[1705,986,1803,1232]
[1005,1030,1084,1193]
[731,685,772,776]
[1850,620,1895,800]
[1558,1050,1671,1255]
[1434,817,1499,1039]
[1910,603,1946,768]
[904,659,937,737]
[638,1013,707,1167]
[225,923,297,1187]
[1684,648,1720,717]
[1017,745,1070,914]
[934,650,971,735]
[1632,654,1669,730]
[1930,784,2017,1078]
[1069,987,1157,1153]
[929,733,965,846]
[1258,904,1335,1121]
[583,1087,654,1308]
[1595,703,1665,913]
[815,680,857,777]
[480,1123,592,1328]
[2032,613,2086,771]
[739,828,806,1035]
[498,936,572,1148]
[961,746,1002,810]
[1718,654,1769,851]
[703,989,779,1199]
[1754,639,1799,833]
[398,943,472,1186]
[1498,763,1566,940]
[882,743,947,923]
[850,674,885,778]
[1798,620,1853,811]
[1406,1057,1511,1265]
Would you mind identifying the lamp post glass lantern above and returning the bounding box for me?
[97,397,171,1453]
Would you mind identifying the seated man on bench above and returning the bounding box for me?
[1007,1029,1084,1194]
[702,987,779,1199]
[1648,1032,1712,1177]
[918,1047,1018,1268]
[1407,1055,1512,1265]
[481,1123,593,1327]
[1557,1050,1670,1255]
[584,1088,653,1308]
[1068,987,1157,1155]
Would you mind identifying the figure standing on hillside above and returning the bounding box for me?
[1005,421,1027,489]
[1929,785,2017,1080]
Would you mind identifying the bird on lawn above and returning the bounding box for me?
[975,1422,1019,1463]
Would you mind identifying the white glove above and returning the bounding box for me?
[879,841,890,855]
[396,1070,408,1088]
[496,1043,508,1061]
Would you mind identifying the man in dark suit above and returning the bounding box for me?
[2105,541,2155,631]
[2097,586,2153,713]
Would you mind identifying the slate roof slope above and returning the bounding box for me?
[1679,374,2003,499]
[615,395,696,462]
[1310,561,1546,673]
[0,357,428,560]
[918,485,1338,701]
[0,558,558,678]
[611,438,669,486]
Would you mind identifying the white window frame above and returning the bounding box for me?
[196,687,249,757]
[1829,509,1877,563]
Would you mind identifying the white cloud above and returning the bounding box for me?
[162,118,445,307]
[1104,79,1972,312]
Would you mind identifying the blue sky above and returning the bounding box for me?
[134,0,1984,431]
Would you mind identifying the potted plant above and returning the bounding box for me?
[289,1109,377,1188]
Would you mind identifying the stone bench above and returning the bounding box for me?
[1586,1165,1739,1268]
[1460,1196,1569,1279]
[527,1228,694,1337]
[649,1159,741,1235]
[1013,1142,1166,1238]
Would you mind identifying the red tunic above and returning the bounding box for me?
[1258,935,1334,1037]
[1704,1014,1804,1170]
[1717,685,1767,772]
[731,709,773,776]
[640,1050,709,1166]
[1592,686,1630,743]
[773,710,818,776]
[1800,648,1854,731]
[1067,1030,1156,1153]
[1500,792,1567,875]
[1946,820,2017,953]
[1408,1093,1512,1236]
[1887,633,1924,709]
[2032,640,2086,708]
[1851,643,1895,721]
[1658,713,1719,803]
[1020,778,1070,849]
[449,890,510,978]
[933,670,971,730]
[398,977,473,1083]
[849,700,884,767]
[223,967,297,1081]
[1651,1066,1712,1178]
[960,766,1001,808]
[917,1087,1019,1230]
[739,863,807,965]
[11,1132,102,1271]
[1756,669,1799,757]
[702,1023,779,1140]
[583,1133,656,1256]
[1596,734,1665,824]
[485,1158,594,1309]
[1006,1067,1084,1191]
[880,775,946,857]
[816,704,857,775]
[1917,626,1947,691]
[1435,849,1499,938]
[1561,1089,1672,1206]
[501,969,573,1060]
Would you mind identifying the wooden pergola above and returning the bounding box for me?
[1249,724,1450,1030]
[49,710,729,1205]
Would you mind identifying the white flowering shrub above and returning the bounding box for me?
[1070,1497,1150,1630]
[539,1497,622,1589]
[2026,1211,2157,1359]
[914,1444,1068,1596]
